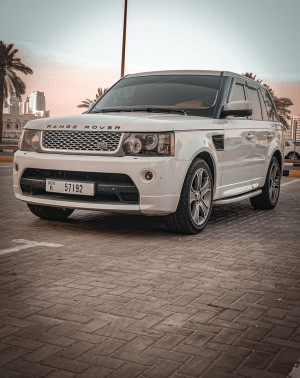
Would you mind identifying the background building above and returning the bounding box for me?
[3,114,41,142]
[29,91,46,115]
[2,91,50,144]
[3,94,22,115]
[286,115,300,140]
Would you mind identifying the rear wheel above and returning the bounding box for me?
[166,159,213,234]
[27,204,74,220]
[250,156,281,210]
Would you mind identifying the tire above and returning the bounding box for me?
[250,156,281,210]
[27,204,74,220]
[166,158,213,234]
[287,152,299,160]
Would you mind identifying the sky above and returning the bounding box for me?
[0,0,300,117]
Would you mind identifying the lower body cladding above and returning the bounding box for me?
[13,151,190,215]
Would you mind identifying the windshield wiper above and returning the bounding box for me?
[91,107,187,115]
[90,109,127,113]
[143,107,187,115]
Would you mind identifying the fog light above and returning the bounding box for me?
[145,171,153,181]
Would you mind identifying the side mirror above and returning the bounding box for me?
[222,100,253,117]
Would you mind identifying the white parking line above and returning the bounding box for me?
[0,165,12,168]
[281,179,300,187]
[0,239,63,256]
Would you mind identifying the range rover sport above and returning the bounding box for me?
[13,70,284,234]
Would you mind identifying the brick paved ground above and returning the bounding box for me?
[0,165,299,378]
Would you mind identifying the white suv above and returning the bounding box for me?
[284,140,300,159]
[14,71,284,234]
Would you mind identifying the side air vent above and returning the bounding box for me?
[212,135,224,151]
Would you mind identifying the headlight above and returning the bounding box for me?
[19,130,41,152]
[123,133,174,156]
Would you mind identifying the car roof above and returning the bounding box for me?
[125,70,263,88]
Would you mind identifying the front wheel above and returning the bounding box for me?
[166,159,213,234]
[250,156,281,210]
[27,204,74,220]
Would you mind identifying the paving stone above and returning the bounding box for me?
[46,371,76,378]
[123,335,157,353]
[78,353,124,369]
[243,326,269,341]
[109,362,146,378]
[0,346,28,367]
[144,347,190,363]
[24,344,63,362]
[93,338,127,356]
[238,366,286,378]
[5,358,55,376]
[43,355,89,373]
[78,365,112,378]
[275,347,300,366]
[244,351,273,369]
[213,353,244,373]
[145,360,181,377]
[113,350,156,366]
[271,325,295,339]
[153,333,186,350]
[213,329,243,344]
[186,331,214,347]
[58,341,94,359]
[179,356,212,376]
[175,344,221,360]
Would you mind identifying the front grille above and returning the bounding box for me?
[21,169,139,204]
[42,131,122,152]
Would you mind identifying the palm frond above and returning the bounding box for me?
[242,72,293,130]
[0,40,33,142]
[77,87,109,113]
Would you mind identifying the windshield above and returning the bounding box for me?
[91,75,222,117]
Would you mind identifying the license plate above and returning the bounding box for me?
[46,180,95,196]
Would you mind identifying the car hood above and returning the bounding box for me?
[24,113,226,132]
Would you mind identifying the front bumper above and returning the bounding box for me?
[13,151,190,215]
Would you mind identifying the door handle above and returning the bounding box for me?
[246,133,255,140]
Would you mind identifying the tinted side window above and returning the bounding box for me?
[261,88,277,121]
[230,83,245,102]
[258,90,268,120]
[246,87,262,120]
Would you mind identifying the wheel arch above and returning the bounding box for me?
[272,149,283,172]
[193,151,216,186]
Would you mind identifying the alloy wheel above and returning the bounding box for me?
[269,161,280,203]
[189,168,212,226]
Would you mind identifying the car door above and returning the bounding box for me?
[220,78,255,197]
[251,86,280,188]
[245,83,266,189]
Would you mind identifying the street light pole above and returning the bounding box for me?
[121,0,128,78]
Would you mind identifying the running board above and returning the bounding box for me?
[213,189,262,205]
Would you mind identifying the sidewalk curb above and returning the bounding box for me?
[0,156,13,163]
[285,162,300,167]
[283,169,300,177]
[285,159,300,163]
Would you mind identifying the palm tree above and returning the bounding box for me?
[0,41,33,143]
[78,87,108,114]
[243,72,293,130]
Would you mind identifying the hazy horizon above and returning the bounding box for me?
[1,0,300,117]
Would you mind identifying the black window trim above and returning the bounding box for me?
[245,81,263,121]
[260,87,279,122]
